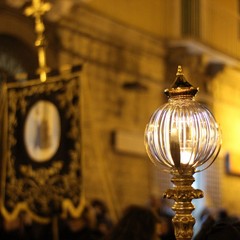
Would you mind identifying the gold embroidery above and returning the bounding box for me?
[1,74,83,223]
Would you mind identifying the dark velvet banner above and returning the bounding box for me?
[0,66,84,223]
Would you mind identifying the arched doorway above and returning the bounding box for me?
[0,34,38,82]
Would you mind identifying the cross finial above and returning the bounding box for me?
[176,65,183,76]
[24,0,51,19]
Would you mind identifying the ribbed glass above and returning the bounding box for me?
[144,98,222,172]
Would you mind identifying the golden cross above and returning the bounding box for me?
[24,0,52,82]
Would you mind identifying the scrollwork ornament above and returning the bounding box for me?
[163,168,203,240]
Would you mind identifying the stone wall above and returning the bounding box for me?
[210,66,240,216]
[56,6,166,219]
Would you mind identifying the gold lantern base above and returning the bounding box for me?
[163,168,203,240]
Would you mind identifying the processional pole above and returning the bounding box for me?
[24,0,51,82]
[24,1,58,240]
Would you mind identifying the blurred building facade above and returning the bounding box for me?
[0,0,240,221]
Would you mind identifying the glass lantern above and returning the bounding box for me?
[144,66,222,240]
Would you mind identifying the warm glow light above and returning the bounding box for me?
[169,125,194,165]
[181,149,192,165]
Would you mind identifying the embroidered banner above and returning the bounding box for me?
[0,65,84,223]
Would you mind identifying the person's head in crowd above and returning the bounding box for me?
[67,205,97,232]
[205,221,240,240]
[91,199,113,236]
[107,205,161,240]
[91,199,108,218]
[194,208,240,240]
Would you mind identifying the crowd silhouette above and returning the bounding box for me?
[0,199,113,240]
[0,196,240,240]
[194,208,240,240]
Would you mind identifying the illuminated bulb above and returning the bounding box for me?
[181,149,192,165]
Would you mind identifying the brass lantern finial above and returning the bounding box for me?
[164,66,199,100]
[24,0,51,82]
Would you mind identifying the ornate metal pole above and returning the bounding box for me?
[164,168,203,239]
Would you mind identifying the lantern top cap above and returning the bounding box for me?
[164,65,199,99]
